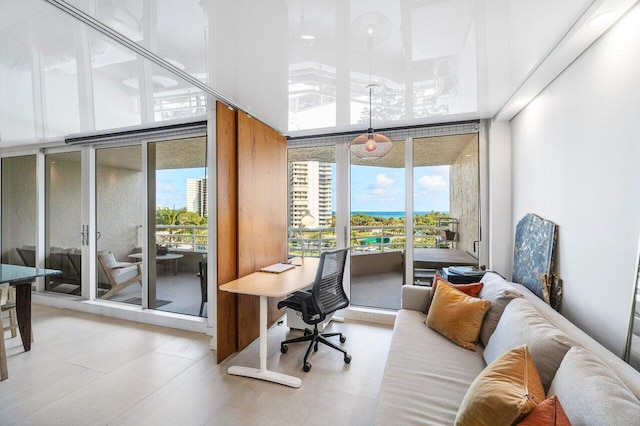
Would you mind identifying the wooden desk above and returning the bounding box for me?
[413,248,478,270]
[219,257,319,388]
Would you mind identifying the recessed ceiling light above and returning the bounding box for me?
[588,11,617,27]
[300,34,315,40]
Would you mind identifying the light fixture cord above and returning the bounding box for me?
[369,85,372,129]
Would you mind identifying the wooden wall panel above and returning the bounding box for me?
[216,101,238,363]
[237,112,288,351]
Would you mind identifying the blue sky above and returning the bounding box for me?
[157,164,449,213]
[156,168,206,209]
[340,165,450,212]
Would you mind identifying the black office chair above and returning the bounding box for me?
[278,247,352,372]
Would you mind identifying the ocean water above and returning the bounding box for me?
[347,211,448,219]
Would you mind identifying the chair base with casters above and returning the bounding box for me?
[277,248,352,372]
[280,322,351,372]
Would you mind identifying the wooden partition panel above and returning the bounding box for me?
[216,102,238,363]
[237,112,288,350]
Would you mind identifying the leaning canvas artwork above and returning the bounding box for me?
[512,213,558,301]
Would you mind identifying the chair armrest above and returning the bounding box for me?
[401,285,431,312]
[112,261,142,269]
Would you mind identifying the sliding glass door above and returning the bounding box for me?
[45,152,83,294]
[350,140,406,310]
[95,145,144,304]
[150,137,207,316]
[1,155,37,268]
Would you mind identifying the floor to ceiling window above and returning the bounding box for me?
[45,152,83,295]
[95,145,144,305]
[287,145,337,258]
[350,140,406,310]
[286,127,480,312]
[151,137,208,317]
[409,133,480,285]
[1,156,37,268]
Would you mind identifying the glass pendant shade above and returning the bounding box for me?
[350,83,393,160]
[350,129,392,159]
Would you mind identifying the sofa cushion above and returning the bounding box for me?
[456,345,545,426]
[517,396,571,426]
[548,346,640,425]
[478,272,523,346]
[426,282,490,351]
[100,250,118,269]
[424,275,483,314]
[484,297,572,392]
[375,309,486,425]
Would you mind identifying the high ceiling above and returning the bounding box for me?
[0,0,636,148]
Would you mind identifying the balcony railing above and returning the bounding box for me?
[288,224,451,257]
[156,225,207,251]
[153,223,451,255]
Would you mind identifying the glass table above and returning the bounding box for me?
[0,264,61,351]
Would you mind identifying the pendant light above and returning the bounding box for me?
[350,84,392,159]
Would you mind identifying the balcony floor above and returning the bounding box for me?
[351,271,403,311]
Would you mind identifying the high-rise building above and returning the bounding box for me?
[186,176,208,217]
[288,161,332,228]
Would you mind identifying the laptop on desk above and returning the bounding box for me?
[259,263,296,273]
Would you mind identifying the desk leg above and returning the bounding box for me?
[227,295,302,388]
[14,281,32,351]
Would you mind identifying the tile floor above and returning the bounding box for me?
[0,304,394,425]
[351,272,403,310]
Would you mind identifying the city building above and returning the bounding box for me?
[288,161,332,228]
[186,176,208,217]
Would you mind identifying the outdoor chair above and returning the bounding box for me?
[97,250,142,299]
[16,245,35,267]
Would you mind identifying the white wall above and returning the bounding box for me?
[509,6,640,357]
[487,120,512,277]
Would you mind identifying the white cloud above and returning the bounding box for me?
[418,175,447,190]
[374,173,395,188]
[366,173,395,196]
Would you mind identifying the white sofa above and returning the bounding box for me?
[374,272,640,425]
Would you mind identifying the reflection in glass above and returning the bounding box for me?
[95,146,144,304]
[45,152,82,295]
[152,137,207,316]
[1,156,37,267]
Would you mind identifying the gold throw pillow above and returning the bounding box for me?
[455,345,546,426]
[426,281,491,351]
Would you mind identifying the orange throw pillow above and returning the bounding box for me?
[426,282,491,351]
[424,274,483,314]
[518,396,572,425]
[456,345,546,425]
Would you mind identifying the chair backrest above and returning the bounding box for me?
[311,248,350,318]
[16,245,36,267]
[67,250,82,277]
[198,261,207,299]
